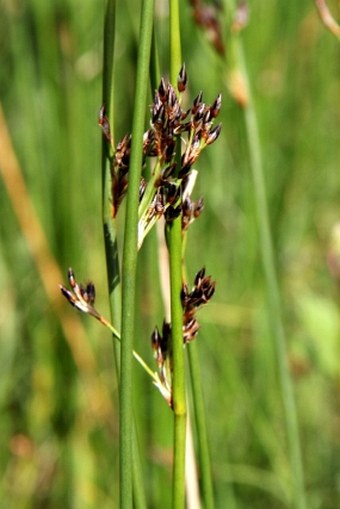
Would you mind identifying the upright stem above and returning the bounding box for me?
[182,235,215,508]
[187,343,215,509]
[102,3,148,508]
[169,0,181,84]
[168,217,187,509]
[102,0,121,366]
[119,0,154,507]
[228,30,306,509]
[169,2,186,508]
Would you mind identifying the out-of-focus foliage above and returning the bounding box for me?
[0,1,339,507]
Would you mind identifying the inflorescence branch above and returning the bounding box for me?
[61,68,222,407]
[151,268,215,407]
[98,65,222,248]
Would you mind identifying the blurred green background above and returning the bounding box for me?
[1,0,340,508]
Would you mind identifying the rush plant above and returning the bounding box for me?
[60,2,222,507]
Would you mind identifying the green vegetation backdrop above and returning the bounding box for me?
[0,1,339,508]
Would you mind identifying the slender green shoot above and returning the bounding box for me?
[119,0,154,507]
[187,343,215,509]
[168,2,187,507]
[239,56,306,509]
[224,10,306,509]
[167,215,187,509]
[101,0,121,363]
[102,4,148,508]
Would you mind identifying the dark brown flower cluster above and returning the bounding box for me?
[59,268,99,319]
[147,71,222,169]
[181,267,216,343]
[151,268,215,397]
[151,321,172,400]
[59,268,120,336]
[100,66,222,246]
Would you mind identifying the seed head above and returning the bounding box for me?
[59,268,104,323]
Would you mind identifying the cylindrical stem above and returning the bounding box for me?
[119,0,154,507]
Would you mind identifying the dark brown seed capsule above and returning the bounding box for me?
[152,103,165,125]
[151,326,161,350]
[139,178,147,200]
[164,139,176,162]
[182,197,193,216]
[98,105,113,144]
[195,267,206,286]
[192,91,203,114]
[206,282,216,300]
[161,163,176,180]
[210,93,222,118]
[206,123,222,145]
[158,78,167,101]
[83,282,96,304]
[194,197,204,218]
[193,103,206,123]
[165,205,181,222]
[203,109,211,124]
[177,63,187,92]
[183,317,200,343]
[165,183,180,204]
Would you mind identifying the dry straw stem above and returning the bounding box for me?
[0,103,114,423]
[315,0,340,39]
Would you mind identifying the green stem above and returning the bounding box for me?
[119,0,154,507]
[100,319,157,381]
[168,3,186,508]
[150,25,161,92]
[131,425,148,509]
[182,229,215,508]
[168,216,186,509]
[187,343,215,509]
[228,29,306,509]
[102,0,121,341]
[102,3,148,509]
[169,0,182,85]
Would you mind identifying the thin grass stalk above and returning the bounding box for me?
[169,0,181,82]
[150,26,161,92]
[187,344,215,509]
[182,241,215,507]
[227,28,306,509]
[168,215,186,509]
[168,2,187,507]
[131,425,148,509]
[182,215,215,507]
[102,0,121,356]
[151,23,191,506]
[242,73,306,509]
[102,4,147,508]
[119,0,154,507]
[102,1,149,506]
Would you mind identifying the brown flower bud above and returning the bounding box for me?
[210,93,222,118]
[177,63,187,92]
[206,123,222,145]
